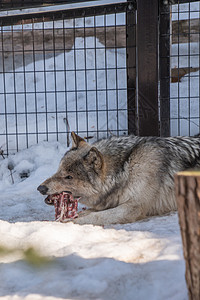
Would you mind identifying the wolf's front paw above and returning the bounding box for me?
[59,217,85,225]
[59,218,74,223]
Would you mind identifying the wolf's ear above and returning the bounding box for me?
[84,147,103,172]
[71,132,86,149]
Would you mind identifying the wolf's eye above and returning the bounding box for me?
[65,175,73,180]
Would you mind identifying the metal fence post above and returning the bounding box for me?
[137,0,159,136]
[126,3,137,135]
[159,0,170,137]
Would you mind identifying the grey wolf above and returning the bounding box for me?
[37,132,200,225]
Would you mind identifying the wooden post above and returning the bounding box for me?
[175,171,200,300]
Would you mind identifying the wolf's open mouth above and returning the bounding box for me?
[45,192,80,221]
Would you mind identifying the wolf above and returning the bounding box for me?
[37,132,200,226]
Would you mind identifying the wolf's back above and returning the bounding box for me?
[157,136,200,169]
[94,135,200,171]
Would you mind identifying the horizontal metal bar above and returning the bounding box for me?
[0,87,128,94]
[0,129,128,136]
[0,0,96,10]
[0,0,129,11]
[0,1,136,26]
[0,109,128,116]
[0,67,128,74]
[172,0,199,4]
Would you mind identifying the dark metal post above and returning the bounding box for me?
[137,0,159,136]
[126,3,137,135]
[159,0,170,137]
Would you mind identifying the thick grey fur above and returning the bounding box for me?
[38,133,200,225]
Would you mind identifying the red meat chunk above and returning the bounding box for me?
[45,192,78,221]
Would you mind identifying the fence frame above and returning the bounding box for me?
[1,0,200,155]
[0,1,137,155]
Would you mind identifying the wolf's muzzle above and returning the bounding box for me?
[37,185,48,195]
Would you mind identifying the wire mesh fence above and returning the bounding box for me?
[1,0,200,156]
[0,1,136,156]
[160,0,200,136]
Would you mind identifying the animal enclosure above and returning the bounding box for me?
[0,1,136,155]
[165,0,200,137]
[0,0,200,155]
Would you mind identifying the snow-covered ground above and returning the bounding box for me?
[0,142,188,300]
[2,1,200,299]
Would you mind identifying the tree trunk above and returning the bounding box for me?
[175,171,200,300]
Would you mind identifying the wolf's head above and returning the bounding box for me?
[37,132,105,206]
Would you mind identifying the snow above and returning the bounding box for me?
[0,36,127,153]
[170,40,200,135]
[0,142,188,300]
[172,1,200,21]
[0,216,187,300]
[1,2,198,299]
[170,68,200,136]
